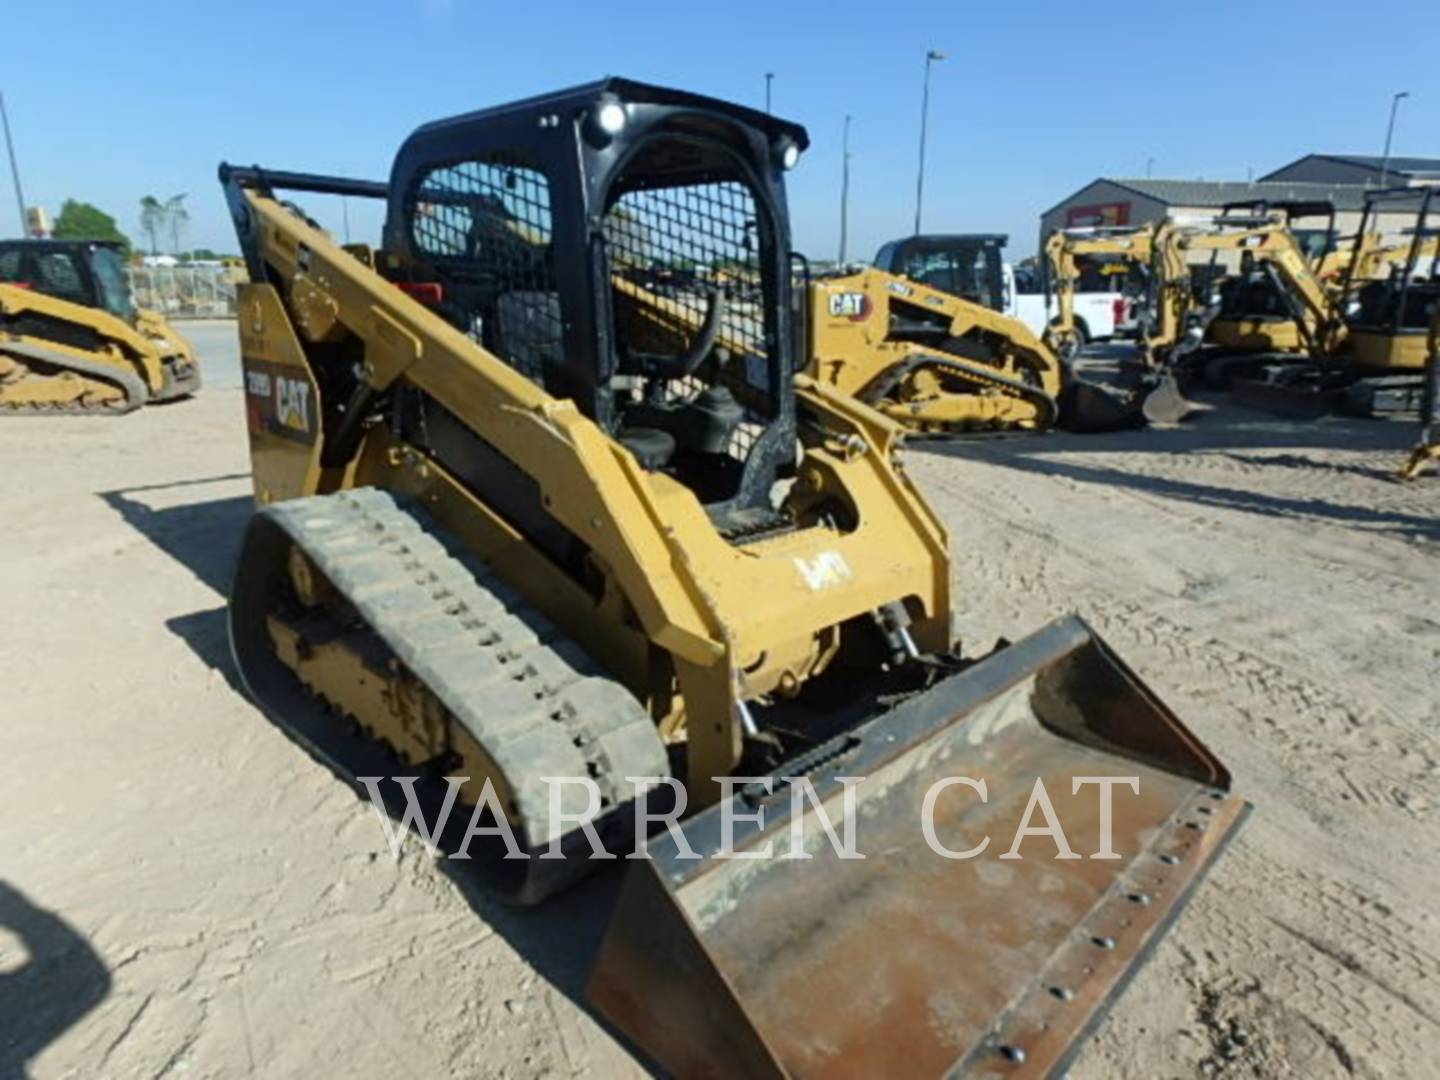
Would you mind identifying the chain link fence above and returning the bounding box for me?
[125,264,245,318]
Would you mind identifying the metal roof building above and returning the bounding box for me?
[1038,166,1430,263]
[1261,154,1440,185]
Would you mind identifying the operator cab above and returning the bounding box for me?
[1344,188,1440,345]
[0,239,135,320]
[383,79,809,522]
[874,234,1007,311]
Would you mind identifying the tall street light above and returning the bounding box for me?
[839,114,853,264]
[1379,90,1410,188]
[765,72,774,114]
[914,49,945,235]
[0,90,27,235]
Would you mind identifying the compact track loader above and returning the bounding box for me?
[804,268,1064,434]
[220,79,1246,1078]
[0,239,199,413]
[839,233,1164,434]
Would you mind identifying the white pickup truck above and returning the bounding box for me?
[871,235,1132,348]
[1004,263,1133,346]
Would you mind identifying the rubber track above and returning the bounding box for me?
[0,339,149,415]
[865,350,1060,432]
[257,488,669,853]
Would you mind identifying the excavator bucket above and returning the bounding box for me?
[589,615,1248,1078]
[1141,371,1200,425]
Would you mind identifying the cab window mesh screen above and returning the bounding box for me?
[410,158,557,383]
[606,178,772,458]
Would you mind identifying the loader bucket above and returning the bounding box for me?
[1057,378,1146,433]
[588,615,1248,1079]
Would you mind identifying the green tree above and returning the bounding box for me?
[51,200,132,254]
[139,195,165,256]
[164,193,189,255]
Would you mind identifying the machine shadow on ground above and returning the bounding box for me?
[0,881,112,1078]
[100,480,255,695]
[99,476,253,597]
[919,397,1439,541]
[97,478,661,1071]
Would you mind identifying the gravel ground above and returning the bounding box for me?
[1,359,1437,1077]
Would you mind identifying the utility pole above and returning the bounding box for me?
[0,90,27,236]
[839,114,852,264]
[914,50,945,235]
[1379,90,1410,188]
[1145,156,1155,178]
[764,73,774,114]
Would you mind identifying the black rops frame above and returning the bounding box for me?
[384,79,809,436]
[1340,186,1439,334]
[0,237,131,315]
[218,81,811,515]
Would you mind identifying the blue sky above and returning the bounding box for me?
[3,0,1436,258]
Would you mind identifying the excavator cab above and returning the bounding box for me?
[1207,199,1336,353]
[1340,187,1440,373]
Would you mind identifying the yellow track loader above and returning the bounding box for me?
[830,235,1164,435]
[219,79,1246,1078]
[0,239,199,413]
[804,268,1064,433]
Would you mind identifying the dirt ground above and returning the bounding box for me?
[2,369,1437,1078]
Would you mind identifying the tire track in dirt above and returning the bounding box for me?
[912,455,1440,823]
[905,438,1440,1080]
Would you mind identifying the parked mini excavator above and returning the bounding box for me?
[1044,222,1201,363]
[1224,188,1440,417]
[1201,200,1340,356]
[220,79,1246,1078]
[1044,222,1205,423]
[0,238,199,413]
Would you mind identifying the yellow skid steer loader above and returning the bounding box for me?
[805,267,1063,433]
[219,79,1246,1077]
[0,239,199,413]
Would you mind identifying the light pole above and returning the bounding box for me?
[914,50,945,235]
[764,73,774,114]
[0,90,27,236]
[1146,156,1155,178]
[839,114,853,264]
[1379,90,1410,188]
